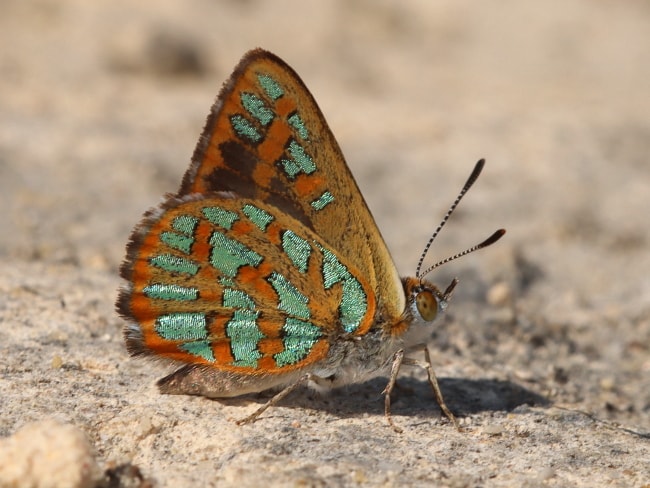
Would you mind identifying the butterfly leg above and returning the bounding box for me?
[236,373,312,426]
[382,348,406,433]
[401,346,460,431]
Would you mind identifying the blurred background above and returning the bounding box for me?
[3,1,648,275]
[1,0,648,484]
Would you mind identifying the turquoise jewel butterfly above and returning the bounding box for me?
[117,48,505,431]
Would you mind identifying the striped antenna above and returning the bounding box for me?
[415,159,505,279]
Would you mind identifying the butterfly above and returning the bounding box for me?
[117,48,505,432]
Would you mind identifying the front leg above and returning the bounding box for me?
[383,346,460,432]
[382,349,406,433]
[402,346,460,430]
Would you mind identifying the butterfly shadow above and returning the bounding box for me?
[335,376,548,421]
[215,375,549,424]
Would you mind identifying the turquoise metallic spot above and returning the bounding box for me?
[156,312,207,340]
[202,206,238,229]
[320,245,347,288]
[288,113,309,140]
[267,272,310,319]
[223,288,256,310]
[242,204,274,231]
[339,278,367,333]
[310,191,335,211]
[230,114,262,143]
[287,141,315,172]
[180,341,215,362]
[258,73,284,100]
[282,230,311,273]
[150,253,199,275]
[171,215,198,236]
[143,283,198,301]
[319,246,368,334]
[209,231,263,278]
[219,277,235,288]
[160,231,193,254]
[241,93,274,126]
[226,309,264,368]
[274,318,322,367]
[280,140,316,178]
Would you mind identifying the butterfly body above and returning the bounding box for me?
[117,48,503,429]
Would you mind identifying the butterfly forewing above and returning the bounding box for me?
[120,193,377,374]
[180,49,405,319]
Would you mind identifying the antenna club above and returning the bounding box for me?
[481,229,506,248]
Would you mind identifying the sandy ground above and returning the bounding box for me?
[1,1,649,487]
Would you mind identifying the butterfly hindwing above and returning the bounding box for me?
[180,49,405,319]
[119,193,377,374]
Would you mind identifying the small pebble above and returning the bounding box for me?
[487,281,511,306]
[0,419,101,488]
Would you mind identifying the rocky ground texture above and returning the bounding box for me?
[1,1,649,487]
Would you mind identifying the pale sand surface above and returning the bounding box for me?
[1,1,649,486]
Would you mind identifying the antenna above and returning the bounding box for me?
[418,229,505,278]
[415,159,505,279]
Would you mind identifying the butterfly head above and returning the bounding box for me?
[399,159,506,331]
[403,276,459,325]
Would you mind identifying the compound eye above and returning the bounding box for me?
[415,290,438,322]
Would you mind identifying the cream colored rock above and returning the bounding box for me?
[0,420,101,488]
